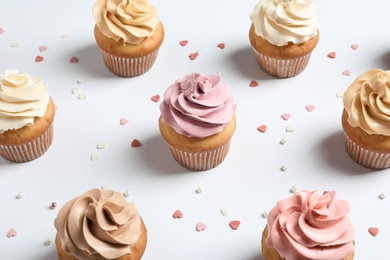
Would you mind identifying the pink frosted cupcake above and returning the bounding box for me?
[159,73,238,171]
[262,190,355,260]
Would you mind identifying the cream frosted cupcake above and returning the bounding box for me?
[262,190,355,260]
[0,70,55,163]
[54,188,147,260]
[93,0,164,77]
[342,69,390,169]
[249,0,319,78]
[159,73,238,171]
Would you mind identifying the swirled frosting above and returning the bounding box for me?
[250,0,319,46]
[54,188,142,260]
[160,73,238,138]
[344,69,390,136]
[0,70,49,133]
[93,0,160,45]
[266,190,355,260]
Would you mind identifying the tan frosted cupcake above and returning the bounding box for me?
[263,190,355,260]
[54,188,147,260]
[93,0,164,77]
[0,70,55,163]
[159,73,238,171]
[249,0,319,78]
[342,69,390,169]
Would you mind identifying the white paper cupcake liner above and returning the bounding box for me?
[252,49,312,78]
[168,140,231,171]
[344,132,390,169]
[0,123,54,163]
[100,48,159,77]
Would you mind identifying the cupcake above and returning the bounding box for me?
[342,69,390,169]
[0,70,55,163]
[249,0,319,78]
[93,0,164,77]
[54,188,147,260]
[159,73,238,171]
[262,190,355,260]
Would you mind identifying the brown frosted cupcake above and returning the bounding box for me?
[93,0,164,77]
[263,190,355,260]
[342,69,390,169]
[159,73,238,171]
[54,188,147,260]
[249,0,319,78]
[0,70,55,163]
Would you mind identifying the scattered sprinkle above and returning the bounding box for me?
[6,228,17,238]
[379,192,386,200]
[286,125,295,132]
[249,80,259,87]
[351,44,359,50]
[172,210,183,219]
[44,239,52,246]
[101,185,112,190]
[16,192,24,199]
[123,190,132,197]
[39,45,48,52]
[151,95,160,102]
[281,113,291,121]
[77,79,84,84]
[78,91,87,99]
[35,55,44,62]
[97,141,106,149]
[195,186,204,193]
[49,202,57,209]
[262,211,269,218]
[189,51,199,60]
[196,222,207,232]
[290,186,299,193]
[220,208,231,217]
[336,91,344,98]
[368,227,379,237]
[179,40,188,46]
[90,153,100,161]
[305,105,315,112]
[61,32,70,39]
[72,87,81,94]
[131,139,141,147]
[217,43,225,49]
[280,138,287,145]
[327,52,336,59]
[120,118,129,125]
[257,125,267,133]
[229,220,240,230]
[0,28,4,34]
[10,41,20,47]
[280,165,288,171]
[342,69,351,76]
[69,56,79,63]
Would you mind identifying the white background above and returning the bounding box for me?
[1,0,390,259]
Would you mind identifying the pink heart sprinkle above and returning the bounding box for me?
[120,118,129,125]
[151,95,160,102]
[229,220,241,230]
[196,222,206,232]
[131,139,141,147]
[179,40,188,46]
[217,43,225,49]
[281,113,291,121]
[351,44,359,50]
[368,227,379,237]
[305,105,315,112]
[327,52,336,59]
[257,125,267,133]
[249,80,259,87]
[35,55,44,62]
[189,53,199,60]
[342,69,351,76]
[69,56,79,63]
[172,210,183,219]
[6,228,17,238]
[0,28,4,34]
[39,45,48,52]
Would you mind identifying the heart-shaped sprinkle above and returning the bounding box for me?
[305,105,315,112]
[257,125,267,133]
[35,55,44,62]
[7,228,17,238]
[90,153,100,161]
[280,138,286,145]
[229,220,240,230]
[39,45,48,52]
[286,125,295,132]
[368,227,379,237]
[281,113,291,121]
[249,80,259,87]
[61,32,70,39]
[220,208,231,217]
[179,40,188,46]
[342,69,351,76]
[16,192,24,199]
[11,41,20,47]
[172,210,183,219]
[72,87,81,94]
[351,44,359,50]
[327,52,336,59]
[78,91,87,99]
[336,91,344,98]
[195,186,204,193]
[131,139,141,147]
[77,79,84,84]
[151,95,160,102]
[97,141,106,149]
[217,43,225,49]
[120,118,129,125]
[262,211,269,218]
[196,222,206,232]
[44,239,52,246]
[0,28,4,34]
[69,56,79,63]
[189,52,199,60]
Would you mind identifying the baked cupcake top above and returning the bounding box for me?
[266,190,355,260]
[343,69,390,136]
[0,70,49,133]
[250,0,318,46]
[93,0,160,45]
[160,73,238,138]
[54,188,142,260]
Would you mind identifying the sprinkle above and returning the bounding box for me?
[97,141,106,149]
[281,113,291,121]
[44,239,52,246]
[220,208,231,217]
[172,210,183,219]
[336,91,344,98]
[77,79,84,84]
[189,52,199,60]
[101,185,112,190]
[379,192,386,200]
[196,222,207,232]
[305,105,315,112]
[16,192,24,199]
[35,55,44,62]
[262,211,269,218]
[123,190,132,197]
[72,87,81,94]
[151,95,160,102]
[6,228,17,238]
[39,45,48,52]
[286,125,295,132]
[342,69,351,76]
[0,28,4,34]
[10,41,20,47]
[280,138,287,145]
[131,139,141,147]
[290,186,299,193]
[69,56,79,63]
[368,227,379,237]
[249,80,259,87]
[195,186,204,193]
[90,153,100,161]
[179,40,188,46]
[280,165,288,171]
[120,118,129,125]
[257,125,267,133]
[49,202,57,209]
[61,32,70,39]
[351,44,359,50]
[327,52,336,59]
[78,91,87,99]
[229,220,240,230]
[217,43,225,49]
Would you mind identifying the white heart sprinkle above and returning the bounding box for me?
[90,153,100,161]
[44,239,52,246]
[97,141,106,149]
[77,79,84,84]
[61,32,70,39]
[195,186,204,193]
[336,91,344,98]
[286,125,295,132]
[16,192,24,199]
[220,208,231,217]
[280,138,287,145]
[262,211,269,218]
[78,91,87,99]
[72,87,80,94]
[11,41,20,47]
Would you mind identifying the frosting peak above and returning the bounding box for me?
[160,73,237,138]
[266,190,355,260]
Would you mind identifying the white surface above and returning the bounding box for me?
[1,0,390,259]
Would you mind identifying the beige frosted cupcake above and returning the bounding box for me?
[54,188,147,260]
[263,190,355,260]
[159,73,238,171]
[249,0,319,78]
[93,0,164,77]
[0,70,55,163]
[342,69,390,169]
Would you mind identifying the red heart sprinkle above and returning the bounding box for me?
[151,95,160,102]
[179,40,188,46]
[257,125,267,133]
[39,45,48,52]
[6,228,17,238]
[351,44,359,50]
[217,43,225,49]
[172,210,183,219]
[342,69,351,76]
[281,113,291,120]
[249,80,259,87]
[120,118,129,125]
[196,222,206,232]
[131,139,141,147]
[69,56,79,63]
[305,105,315,112]
[0,28,4,34]
[368,227,379,237]
[229,220,241,230]
[35,55,44,62]
[327,52,336,59]
[189,53,199,60]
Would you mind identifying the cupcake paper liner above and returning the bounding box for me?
[100,48,159,77]
[0,123,54,163]
[252,49,312,78]
[344,132,390,169]
[167,140,231,171]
